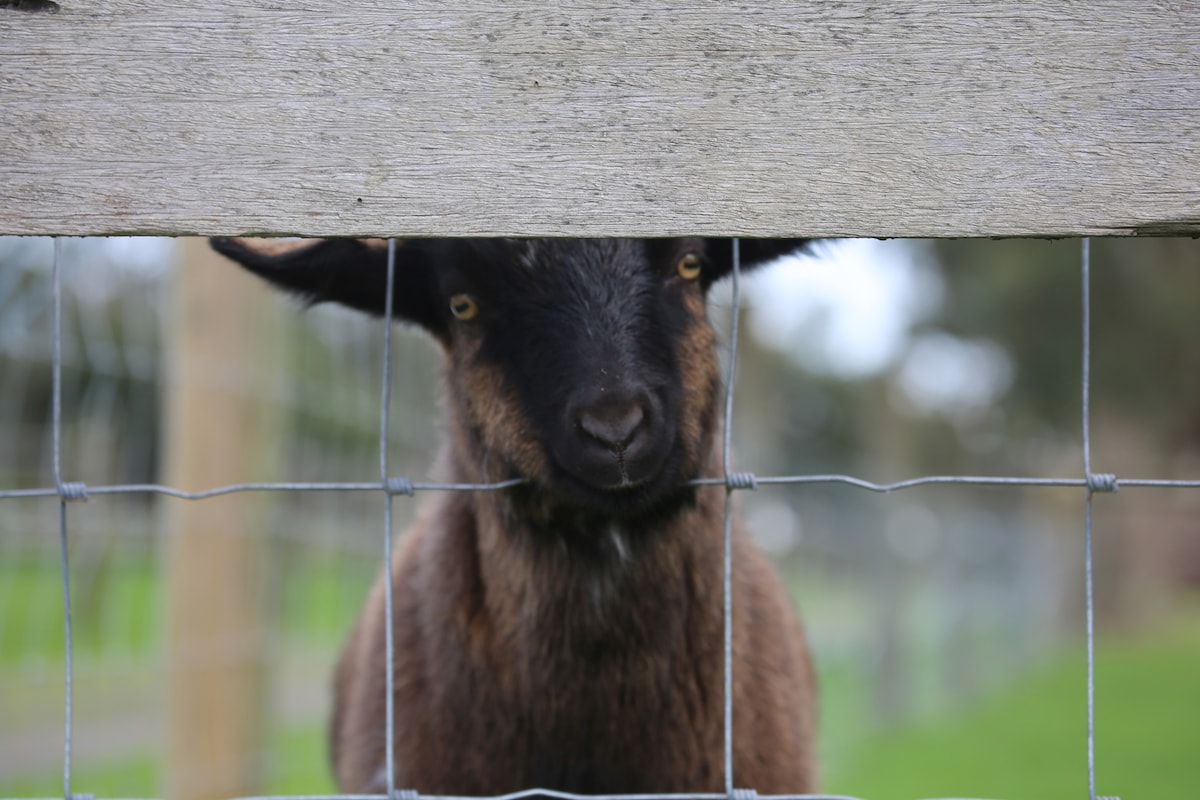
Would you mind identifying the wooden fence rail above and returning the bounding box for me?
[2,1,1198,238]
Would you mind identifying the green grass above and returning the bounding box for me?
[0,754,160,799]
[826,615,1200,800]
[0,552,162,665]
[0,546,370,798]
[0,545,374,665]
[266,722,338,795]
[0,725,337,799]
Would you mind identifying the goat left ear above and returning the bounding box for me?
[209,237,445,335]
[702,239,811,289]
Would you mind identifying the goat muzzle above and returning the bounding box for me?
[564,384,668,492]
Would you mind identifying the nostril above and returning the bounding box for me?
[579,403,645,450]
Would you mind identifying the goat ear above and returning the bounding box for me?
[702,239,811,289]
[209,237,444,335]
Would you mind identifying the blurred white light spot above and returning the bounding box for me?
[895,333,1013,418]
[68,237,178,306]
[747,500,802,557]
[99,237,176,275]
[742,239,943,379]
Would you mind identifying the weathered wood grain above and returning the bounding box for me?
[2,1,1198,237]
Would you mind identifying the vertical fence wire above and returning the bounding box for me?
[1080,238,1099,800]
[51,237,77,800]
[381,239,399,799]
[721,240,742,795]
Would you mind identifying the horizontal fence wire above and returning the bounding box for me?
[8,474,1200,503]
[0,236,1161,800]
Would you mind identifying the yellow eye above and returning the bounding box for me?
[676,252,702,281]
[449,293,478,320]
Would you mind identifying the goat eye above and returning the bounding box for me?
[449,293,479,320]
[676,253,702,281]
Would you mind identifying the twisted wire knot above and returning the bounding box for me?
[728,788,757,800]
[1087,472,1119,494]
[57,481,89,502]
[384,477,415,497]
[725,471,758,491]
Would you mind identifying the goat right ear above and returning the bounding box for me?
[209,237,444,336]
[701,239,812,289]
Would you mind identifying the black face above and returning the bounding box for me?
[209,235,809,522]
[428,238,715,519]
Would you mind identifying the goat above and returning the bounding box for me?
[210,237,818,795]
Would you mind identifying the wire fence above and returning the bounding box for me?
[2,236,1171,800]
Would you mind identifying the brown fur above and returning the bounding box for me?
[330,288,818,794]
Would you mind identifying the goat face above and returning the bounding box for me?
[210,237,806,524]
[440,238,720,522]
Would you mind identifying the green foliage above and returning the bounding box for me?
[932,238,1200,450]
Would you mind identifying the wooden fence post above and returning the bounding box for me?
[162,238,285,800]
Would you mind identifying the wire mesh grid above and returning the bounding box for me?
[2,237,1169,800]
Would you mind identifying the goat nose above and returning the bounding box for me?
[579,403,645,450]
